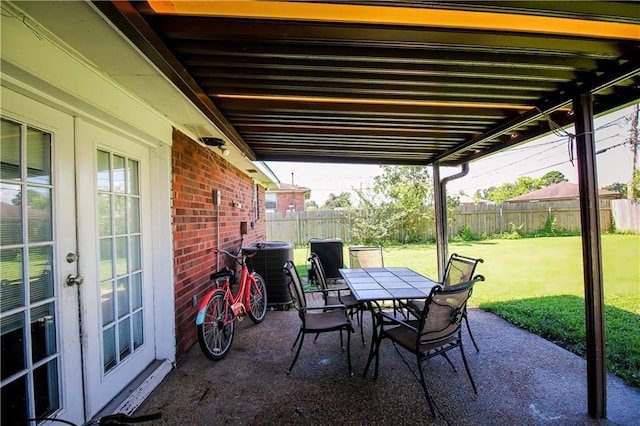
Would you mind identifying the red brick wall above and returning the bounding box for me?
[171,129,266,359]
[275,192,306,216]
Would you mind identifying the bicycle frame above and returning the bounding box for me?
[195,256,260,325]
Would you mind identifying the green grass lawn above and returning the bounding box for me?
[293,234,640,387]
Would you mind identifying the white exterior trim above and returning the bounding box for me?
[1,0,177,417]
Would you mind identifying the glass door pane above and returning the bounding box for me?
[0,117,59,424]
[96,150,144,374]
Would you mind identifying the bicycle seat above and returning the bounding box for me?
[210,267,235,281]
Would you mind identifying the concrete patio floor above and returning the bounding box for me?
[134,306,639,425]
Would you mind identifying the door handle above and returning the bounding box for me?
[66,274,84,286]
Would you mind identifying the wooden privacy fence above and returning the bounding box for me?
[267,210,352,244]
[266,200,624,245]
[610,199,640,232]
[453,200,612,235]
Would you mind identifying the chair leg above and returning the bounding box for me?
[363,343,374,377]
[464,313,480,352]
[346,325,353,376]
[287,332,306,375]
[363,326,378,376]
[417,354,437,418]
[291,329,303,351]
[459,340,478,393]
[440,352,457,372]
[363,322,379,377]
[371,335,383,380]
[355,307,365,346]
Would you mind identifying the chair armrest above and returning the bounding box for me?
[323,287,351,301]
[377,311,419,333]
[327,284,349,291]
[302,304,348,312]
[304,289,330,295]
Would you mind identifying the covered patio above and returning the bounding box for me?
[133,307,640,424]
[90,0,640,419]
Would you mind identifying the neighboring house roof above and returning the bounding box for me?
[505,182,621,203]
[0,202,49,220]
[0,202,20,220]
[267,183,311,195]
[457,195,491,205]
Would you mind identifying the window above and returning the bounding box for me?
[265,193,276,211]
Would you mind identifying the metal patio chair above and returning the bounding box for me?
[348,245,384,269]
[282,260,353,376]
[309,252,365,345]
[364,276,484,417]
[401,253,484,351]
[349,246,407,318]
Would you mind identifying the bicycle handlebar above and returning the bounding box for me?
[216,243,263,261]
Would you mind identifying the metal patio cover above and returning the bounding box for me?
[96,1,640,166]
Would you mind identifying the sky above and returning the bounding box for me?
[265,104,638,205]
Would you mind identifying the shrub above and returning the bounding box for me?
[609,212,617,233]
[459,223,475,241]
[495,222,523,239]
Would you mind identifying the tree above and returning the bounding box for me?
[350,188,400,244]
[373,166,433,243]
[474,188,493,202]
[304,200,319,211]
[11,189,50,210]
[630,169,640,200]
[484,176,540,204]
[603,182,627,199]
[322,192,352,209]
[482,171,566,204]
[540,171,567,186]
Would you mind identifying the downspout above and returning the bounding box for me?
[433,161,469,281]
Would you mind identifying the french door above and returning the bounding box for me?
[75,120,156,418]
[1,90,84,425]
[1,89,156,424]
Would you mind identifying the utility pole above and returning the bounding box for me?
[629,104,639,200]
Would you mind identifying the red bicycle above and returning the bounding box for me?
[196,239,267,360]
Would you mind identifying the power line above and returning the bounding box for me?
[455,142,629,193]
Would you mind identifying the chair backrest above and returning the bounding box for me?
[443,253,483,286]
[283,260,307,312]
[419,276,484,344]
[349,246,384,268]
[308,253,329,292]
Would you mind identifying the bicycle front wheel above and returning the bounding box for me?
[247,273,267,323]
[197,290,234,360]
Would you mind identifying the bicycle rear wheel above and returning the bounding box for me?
[247,273,267,323]
[197,290,234,360]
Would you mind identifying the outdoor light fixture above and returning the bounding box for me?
[200,137,230,157]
